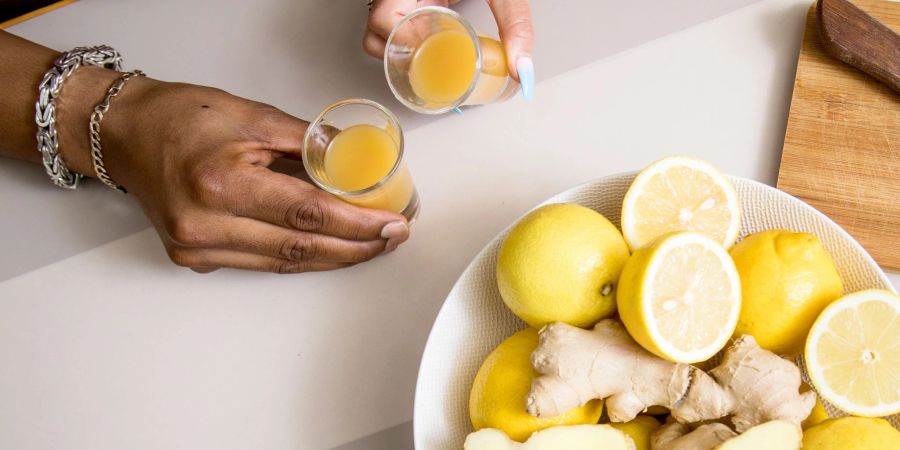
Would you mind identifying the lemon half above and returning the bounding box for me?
[805,289,900,417]
[617,231,742,363]
[622,156,740,251]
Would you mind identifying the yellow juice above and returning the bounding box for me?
[324,124,414,213]
[408,29,511,107]
[409,29,477,104]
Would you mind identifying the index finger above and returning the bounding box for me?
[236,169,410,243]
[486,0,534,82]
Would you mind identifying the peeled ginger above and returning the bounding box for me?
[464,424,635,450]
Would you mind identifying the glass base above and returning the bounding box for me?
[400,189,421,224]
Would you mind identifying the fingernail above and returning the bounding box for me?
[381,221,409,253]
[381,221,408,240]
[516,57,534,102]
[452,107,464,115]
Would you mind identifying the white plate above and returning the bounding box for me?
[413,173,897,450]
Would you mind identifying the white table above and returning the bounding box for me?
[2,1,897,449]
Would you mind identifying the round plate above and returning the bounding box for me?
[413,173,897,450]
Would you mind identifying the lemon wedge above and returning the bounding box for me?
[805,289,900,417]
[622,156,740,251]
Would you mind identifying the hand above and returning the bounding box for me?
[67,71,410,274]
[363,0,534,97]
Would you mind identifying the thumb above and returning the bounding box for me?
[487,0,534,100]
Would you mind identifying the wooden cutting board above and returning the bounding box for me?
[777,0,900,271]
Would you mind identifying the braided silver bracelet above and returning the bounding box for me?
[35,46,122,189]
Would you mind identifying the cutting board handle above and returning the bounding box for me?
[817,0,900,93]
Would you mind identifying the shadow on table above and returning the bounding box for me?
[331,421,413,450]
[753,1,810,185]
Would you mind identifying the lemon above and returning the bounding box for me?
[609,415,661,450]
[496,204,630,329]
[621,156,740,251]
[802,417,900,450]
[729,230,843,355]
[469,328,603,442]
[805,289,900,417]
[616,231,741,363]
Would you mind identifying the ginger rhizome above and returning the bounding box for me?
[527,320,815,432]
[464,424,635,450]
[652,420,801,450]
[650,422,736,450]
[707,333,815,431]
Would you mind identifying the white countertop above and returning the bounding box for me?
[1,1,897,449]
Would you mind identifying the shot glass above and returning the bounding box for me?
[384,6,519,114]
[302,99,420,222]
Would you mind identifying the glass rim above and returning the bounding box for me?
[301,98,406,197]
[383,5,483,115]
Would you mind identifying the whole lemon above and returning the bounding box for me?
[609,415,661,450]
[802,417,900,450]
[496,204,630,329]
[729,230,843,355]
[469,328,603,442]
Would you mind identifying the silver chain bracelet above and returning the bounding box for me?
[35,46,122,189]
[89,70,145,194]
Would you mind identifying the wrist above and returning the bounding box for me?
[55,66,161,184]
[54,66,122,177]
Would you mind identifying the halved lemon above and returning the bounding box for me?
[622,156,740,251]
[805,289,900,417]
[616,231,742,363]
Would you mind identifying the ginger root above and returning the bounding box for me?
[527,320,731,423]
[650,422,736,450]
[527,320,815,431]
[464,425,635,450]
[651,420,801,450]
[709,334,815,432]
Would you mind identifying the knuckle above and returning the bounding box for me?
[343,219,366,241]
[190,164,228,200]
[287,195,328,231]
[163,215,209,247]
[504,18,535,41]
[282,236,320,262]
[275,261,307,274]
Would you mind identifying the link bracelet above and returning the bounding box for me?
[89,70,145,194]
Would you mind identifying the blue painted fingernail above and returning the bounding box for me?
[516,57,534,102]
[452,107,463,115]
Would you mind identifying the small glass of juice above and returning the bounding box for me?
[384,6,519,114]
[302,99,420,222]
